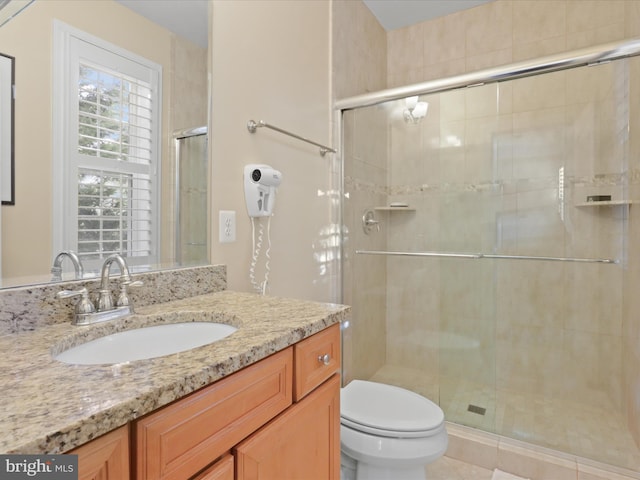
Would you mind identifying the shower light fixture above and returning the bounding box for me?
[403,96,428,124]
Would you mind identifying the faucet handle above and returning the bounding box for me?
[117,280,143,307]
[56,287,96,315]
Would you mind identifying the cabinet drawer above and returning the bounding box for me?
[294,324,340,401]
[135,348,293,480]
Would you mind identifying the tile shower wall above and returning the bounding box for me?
[332,0,388,384]
[625,46,640,457]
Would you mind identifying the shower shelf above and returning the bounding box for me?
[374,206,415,211]
[574,200,634,207]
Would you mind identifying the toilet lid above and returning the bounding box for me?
[341,380,444,436]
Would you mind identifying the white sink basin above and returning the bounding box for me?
[54,322,237,365]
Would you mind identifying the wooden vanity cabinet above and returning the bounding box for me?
[70,323,341,480]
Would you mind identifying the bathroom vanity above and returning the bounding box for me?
[0,266,348,480]
[70,324,340,479]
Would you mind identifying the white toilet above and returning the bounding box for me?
[340,380,448,480]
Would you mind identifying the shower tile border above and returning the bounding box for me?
[347,171,640,200]
[445,422,640,480]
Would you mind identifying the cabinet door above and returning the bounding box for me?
[70,425,130,480]
[135,348,292,480]
[191,454,233,480]
[235,374,340,480]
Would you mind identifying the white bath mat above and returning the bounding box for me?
[491,468,529,480]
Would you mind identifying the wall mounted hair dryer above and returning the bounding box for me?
[244,164,282,217]
[244,164,283,294]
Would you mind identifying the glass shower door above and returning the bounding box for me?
[406,83,503,434]
[486,60,630,464]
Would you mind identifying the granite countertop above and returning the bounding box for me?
[0,290,349,454]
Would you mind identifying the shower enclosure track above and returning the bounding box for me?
[335,38,640,110]
[356,250,618,264]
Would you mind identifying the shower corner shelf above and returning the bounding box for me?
[574,200,634,207]
[374,206,416,211]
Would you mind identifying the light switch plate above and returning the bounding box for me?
[219,210,236,243]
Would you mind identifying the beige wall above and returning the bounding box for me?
[0,0,206,282]
[210,0,335,302]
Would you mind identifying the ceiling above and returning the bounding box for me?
[362,0,493,30]
[115,0,209,48]
[114,0,493,49]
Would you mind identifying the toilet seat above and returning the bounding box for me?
[340,380,444,438]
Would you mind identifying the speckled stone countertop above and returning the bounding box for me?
[0,290,349,454]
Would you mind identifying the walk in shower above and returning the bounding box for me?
[338,39,640,472]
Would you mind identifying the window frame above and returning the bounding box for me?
[52,20,162,273]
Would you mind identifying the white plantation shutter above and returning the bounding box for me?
[53,22,161,272]
[77,168,152,262]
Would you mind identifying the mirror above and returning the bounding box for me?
[0,0,210,288]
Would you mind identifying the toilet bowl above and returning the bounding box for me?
[340,380,448,480]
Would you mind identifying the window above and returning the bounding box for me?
[53,22,161,272]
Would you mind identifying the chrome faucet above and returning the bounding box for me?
[51,250,84,281]
[56,253,143,325]
[98,253,136,311]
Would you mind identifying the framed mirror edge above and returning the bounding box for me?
[0,51,14,205]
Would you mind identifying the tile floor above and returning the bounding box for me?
[370,364,640,472]
[426,456,494,480]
